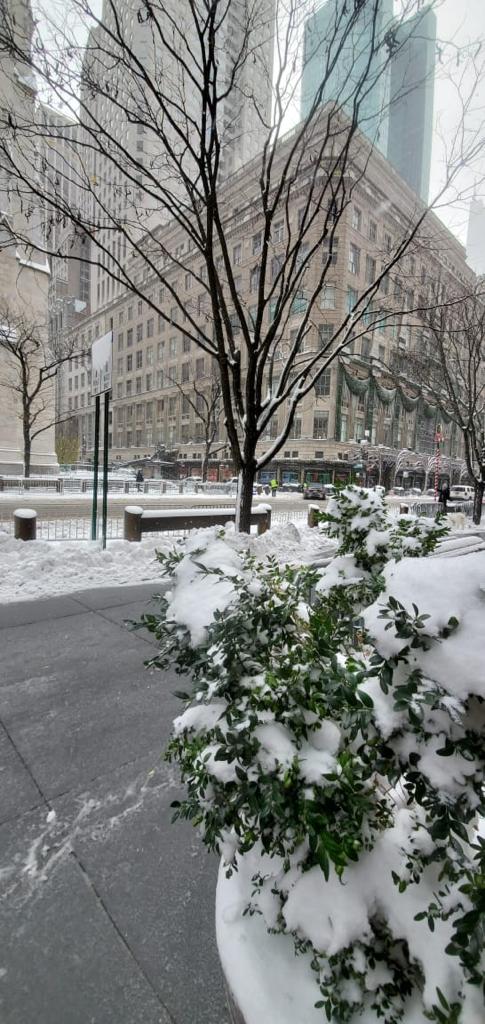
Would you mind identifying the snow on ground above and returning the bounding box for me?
[0,522,335,604]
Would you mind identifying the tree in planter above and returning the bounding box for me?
[167,370,225,482]
[0,304,76,476]
[55,424,80,466]
[137,489,483,1023]
[1,1,484,526]
[388,287,485,523]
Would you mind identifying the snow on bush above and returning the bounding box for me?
[140,489,484,1024]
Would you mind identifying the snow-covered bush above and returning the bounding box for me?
[140,492,483,1024]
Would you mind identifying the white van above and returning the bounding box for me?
[450,485,473,500]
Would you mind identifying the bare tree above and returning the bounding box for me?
[167,369,224,482]
[395,288,485,523]
[0,304,75,476]
[1,0,484,527]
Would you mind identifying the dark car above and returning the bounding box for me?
[303,484,327,500]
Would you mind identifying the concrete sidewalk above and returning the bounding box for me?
[0,584,229,1024]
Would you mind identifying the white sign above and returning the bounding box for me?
[91,331,112,396]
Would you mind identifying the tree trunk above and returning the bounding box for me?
[201,450,208,483]
[235,463,256,533]
[23,420,31,479]
[472,479,484,525]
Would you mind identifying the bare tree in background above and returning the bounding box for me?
[167,369,224,483]
[0,0,484,527]
[395,288,485,523]
[0,304,75,476]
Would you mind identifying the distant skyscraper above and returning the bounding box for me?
[466,196,485,276]
[387,5,436,202]
[79,0,275,312]
[301,0,394,155]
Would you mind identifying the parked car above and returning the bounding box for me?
[404,487,422,496]
[450,485,474,500]
[389,486,405,496]
[303,484,327,501]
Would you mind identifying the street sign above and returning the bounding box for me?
[91,331,113,395]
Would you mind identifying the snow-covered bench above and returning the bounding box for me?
[123,504,272,541]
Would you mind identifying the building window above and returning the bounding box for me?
[126,380,132,396]
[361,337,372,358]
[233,243,242,265]
[289,418,301,439]
[157,369,164,388]
[352,207,362,231]
[146,402,153,423]
[136,350,143,369]
[315,369,331,397]
[118,333,124,351]
[182,362,190,382]
[137,299,143,315]
[347,287,358,312]
[183,336,191,353]
[365,255,376,284]
[319,323,335,351]
[169,337,177,358]
[169,396,177,416]
[348,244,360,275]
[146,373,152,390]
[127,328,133,347]
[147,319,154,338]
[197,294,207,316]
[378,344,386,362]
[117,382,123,398]
[185,272,192,291]
[291,291,308,316]
[313,414,328,439]
[195,357,205,379]
[340,414,348,442]
[126,354,133,371]
[385,233,392,253]
[136,378,142,394]
[136,323,143,343]
[297,206,306,229]
[170,306,178,323]
[273,220,284,244]
[321,284,336,309]
[250,265,260,292]
[252,232,262,255]
[271,254,284,281]
[322,236,338,265]
[182,394,190,415]
[146,346,153,366]
[157,341,164,361]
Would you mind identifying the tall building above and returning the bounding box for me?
[466,196,485,276]
[58,111,474,486]
[301,0,394,155]
[387,5,436,202]
[77,0,275,314]
[301,1,436,202]
[0,0,57,475]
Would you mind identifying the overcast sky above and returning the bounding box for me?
[37,0,485,246]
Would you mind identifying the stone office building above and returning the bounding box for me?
[58,119,474,487]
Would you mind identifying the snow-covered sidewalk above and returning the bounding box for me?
[0,522,335,604]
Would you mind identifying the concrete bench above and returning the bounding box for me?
[123,504,272,541]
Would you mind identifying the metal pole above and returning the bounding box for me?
[102,391,110,550]
[91,394,101,540]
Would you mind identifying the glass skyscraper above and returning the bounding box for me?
[301,1,436,202]
[301,0,394,155]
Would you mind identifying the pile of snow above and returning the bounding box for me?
[0,533,176,603]
[0,521,334,605]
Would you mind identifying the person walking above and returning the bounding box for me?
[270,478,278,497]
[136,468,144,493]
[439,480,450,511]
